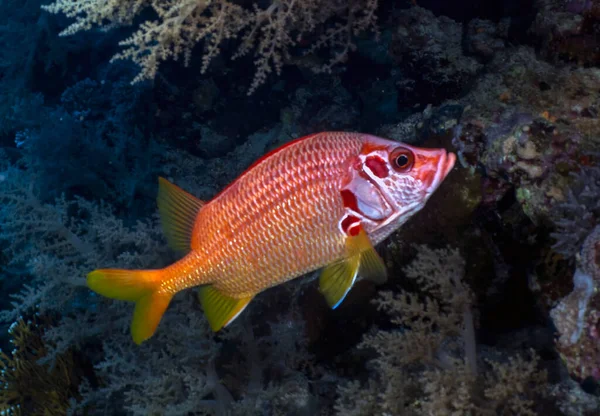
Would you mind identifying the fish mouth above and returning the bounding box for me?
[428,149,456,193]
[442,151,457,179]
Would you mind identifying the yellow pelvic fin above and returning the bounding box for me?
[319,257,361,309]
[87,268,173,345]
[198,285,254,332]
[157,177,205,253]
[357,243,388,285]
[319,228,387,309]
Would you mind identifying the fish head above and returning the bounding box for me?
[339,135,456,235]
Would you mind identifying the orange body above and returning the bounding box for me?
[162,132,361,297]
[88,132,456,344]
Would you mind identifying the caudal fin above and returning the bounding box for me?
[87,269,172,345]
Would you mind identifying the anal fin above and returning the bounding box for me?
[198,285,254,332]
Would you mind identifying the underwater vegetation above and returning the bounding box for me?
[0,317,80,415]
[41,0,380,93]
[0,0,599,415]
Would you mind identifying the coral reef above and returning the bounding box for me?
[551,226,600,383]
[0,0,599,414]
[389,6,483,103]
[466,18,509,60]
[0,317,80,415]
[335,246,548,415]
[453,108,587,225]
[445,29,600,398]
[42,0,379,93]
[551,164,600,257]
[533,0,600,66]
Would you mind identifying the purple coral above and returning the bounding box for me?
[551,226,600,382]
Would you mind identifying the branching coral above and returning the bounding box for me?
[335,246,547,415]
[42,0,379,93]
[70,293,230,415]
[0,158,169,363]
[0,317,80,416]
[0,124,334,414]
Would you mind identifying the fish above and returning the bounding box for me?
[87,132,456,344]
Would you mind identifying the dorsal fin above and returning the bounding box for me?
[157,177,205,253]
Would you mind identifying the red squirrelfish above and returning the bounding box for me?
[88,132,456,344]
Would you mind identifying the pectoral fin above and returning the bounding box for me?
[319,227,387,309]
[198,285,254,332]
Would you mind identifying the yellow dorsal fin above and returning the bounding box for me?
[198,285,254,332]
[157,177,205,253]
[319,227,387,308]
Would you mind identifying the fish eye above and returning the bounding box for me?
[390,148,414,172]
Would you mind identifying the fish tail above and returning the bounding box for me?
[87,268,172,345]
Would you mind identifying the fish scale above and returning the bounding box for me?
[192,132,360,295]
[86,131,455,344]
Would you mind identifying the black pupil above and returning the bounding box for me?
[396,154,409,167]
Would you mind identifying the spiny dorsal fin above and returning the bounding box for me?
[157,177,205,253]
[319,227,387,308]
[198,285,254,332]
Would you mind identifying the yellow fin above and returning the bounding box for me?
[198,285,254,332]
[87,269,159,301]
[87,268,172,345]
[319,256,360,309]
[157,177,205,253]
[320,227,387,308]
[132,291,172,345]
[358,244,388,284]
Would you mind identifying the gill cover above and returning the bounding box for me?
[340,156,392,221]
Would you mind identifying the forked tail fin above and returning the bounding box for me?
[87,269,172,344]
